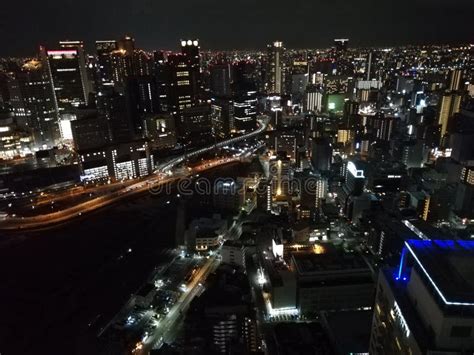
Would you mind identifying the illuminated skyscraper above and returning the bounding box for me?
[180,39,201,95]
[117,35,135,55]
[7,58,59,148]
[167,40,201,116]
[266,41,285,94]
[167,53,196,114]
[109,36,135,87]
[438,92,461,142]
[42,42,90,112]
[153,50,170,113]
[305,85,323,113]
[95,40,117,88]
[211,97,234,139]
[344,160,365,197]
[448,69,463,91]
[233,88,257,132]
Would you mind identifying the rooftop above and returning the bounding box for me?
[405,239,474,305]
[291,245,370,275]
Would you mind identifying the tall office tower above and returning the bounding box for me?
[153,51,169,112]
[233,87,257,132]
[300,173,327,219]
[210,63,232,97]
[334,38,349,52]
[176,104,212,147]
[266,41,285,94]
[125,75,159,134]
[42,44,89,113]
[232,60,257,91]
[95,40,117,88]
[181,39,200,67]
[275,132,297,160]
[167,53,197,115]
[270,156,292,197]
[401,140,426,169]
[344,160,365,197]
[448,69,463,91]
[108,35,135,88]
[7,59,59,148]
[304,85,323,113]
[370,239,474,355]
[370,113,395,141]
[211,97,234,139]
[366,51,379,80]
[256,178,272,212]
[343,100,359,119]
[438,92,462,141]
[311,137,332,172]
[117,35,135,55]
[291,59,309,101]
[57,40,93,101]
[132,50,153,77]
[96,88,134,143]
[180,39,201,95]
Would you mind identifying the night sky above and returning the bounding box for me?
[1,0,472,56]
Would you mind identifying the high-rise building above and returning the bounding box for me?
[210,63,232,97]
[117,35,135,55]
[107,36,136,88]
[266,41,285,94]
[7,59,59,148]
[270,156,292,198]
[153,51,170,113]
[167,52,199,114]
[438,92,462,141]
[233,88,257,132]
[370,239,474,354]
[96,88,134,143]
[124,75,159,134]
[305,85,323,113]
[210,97,234,139]
[299,173,327,219]
[180,39,201,94]
[311,137,332,172]
[369,113,395,141]
[334,38,349,52]
[176,104,212,147]
[42,43,90,112]
[275,132,297,160]
[401,139,426,169]
[448,69,463,91]
[344,160,366,197]
[95,40,117,88]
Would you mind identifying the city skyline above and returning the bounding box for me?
[0,5,473,353]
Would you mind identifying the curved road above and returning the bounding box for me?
[0,118,268,231]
